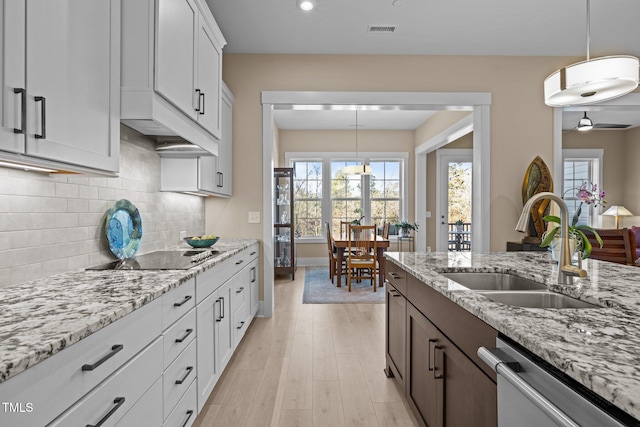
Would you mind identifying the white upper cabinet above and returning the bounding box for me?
[121,0,226,154]
[213,83,233,197]
[0,0,120,174]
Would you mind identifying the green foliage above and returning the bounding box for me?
[540,211,603,259]
[395,221,419,232]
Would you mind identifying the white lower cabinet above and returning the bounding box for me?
[48,337,163,427]
[163,340,197,420]
[196,277,232,412]
[164,380,198,427]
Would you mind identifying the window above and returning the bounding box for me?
[288,153,408,240]
[563,149,603,227]
[293,161,323,237]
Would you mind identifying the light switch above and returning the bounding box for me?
[248,212,261,223]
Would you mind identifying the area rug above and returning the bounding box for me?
[302,266,385,304]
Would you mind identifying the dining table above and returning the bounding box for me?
[331,234,391,288]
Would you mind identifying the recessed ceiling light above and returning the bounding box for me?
[296,0,316,11]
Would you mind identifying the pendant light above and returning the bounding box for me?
[296,0,316,11]
[342,110,372,176]
[544,0,639,107]
[576,112,594,131]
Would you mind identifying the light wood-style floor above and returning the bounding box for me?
[193,266,419,427]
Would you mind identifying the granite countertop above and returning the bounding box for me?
[0,238,258,384]
[384,251,640,421]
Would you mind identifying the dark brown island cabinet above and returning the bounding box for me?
[385,261,498,427]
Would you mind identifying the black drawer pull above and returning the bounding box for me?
[389,272,401,279]
[82,345,123,371]
[236,286,244,294]
[13,88,26,134]
[175,366,194,385]
[34,96,46,139]
[195,89,201,112]
[173,295,192,307]
[182,410,194,427]
[199,92,205,115]
[237,321,245,330]
[250,251,256,256]
[86,397,125,427]
[389,289,402,297]
[175,328,194,343]
[235,259,244,265]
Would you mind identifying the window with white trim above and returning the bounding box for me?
[288,153,408,240]
[562,149,603,227]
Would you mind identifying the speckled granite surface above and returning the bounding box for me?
[0,238,258,384]
[385,251,640,421]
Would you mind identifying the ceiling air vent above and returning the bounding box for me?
[367,25,397,33]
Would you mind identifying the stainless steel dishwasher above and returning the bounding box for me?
[478,337,636,427]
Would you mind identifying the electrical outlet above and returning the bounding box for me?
[248,212,261,224]
[179,230,187,241]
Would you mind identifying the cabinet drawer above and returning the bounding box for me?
[0,298,162,427]
[163,340,197,420]
[114,377,163,427]
[163,278,196,330]
[233,297,250,347]
[195,246,257,303]
[163,380,197,427]
[230,272,245,313]
[386,261,407,296]
[48,337,163,427]
[163,308,196,370]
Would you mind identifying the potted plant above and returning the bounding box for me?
[395,220,419,237]
[351,208,365,225]
[540,181,605,259]
[455,219,464,232]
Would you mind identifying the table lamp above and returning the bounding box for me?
[602,205,634,229]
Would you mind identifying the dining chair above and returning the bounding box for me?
[340,220,352,237]
[325,222,343,284]
[346,224,378,292]
[382,222,390,239]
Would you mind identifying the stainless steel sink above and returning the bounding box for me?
[477,291,601,309]
[442,272,548,291]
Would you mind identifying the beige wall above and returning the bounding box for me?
[415,111,472,147]
[278,129,415,259]
[205,53,586,276]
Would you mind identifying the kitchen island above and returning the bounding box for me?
[385,251,640,423]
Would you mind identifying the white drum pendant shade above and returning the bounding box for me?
[544,55,639,107]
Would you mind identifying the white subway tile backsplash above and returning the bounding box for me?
[0,126,205,286]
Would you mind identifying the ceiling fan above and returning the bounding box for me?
[574,112,632,131]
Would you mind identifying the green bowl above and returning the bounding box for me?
[184,236,219,248]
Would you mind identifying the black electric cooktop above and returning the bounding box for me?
[86,249,223,271]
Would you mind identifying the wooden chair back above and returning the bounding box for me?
[346,224,378,292]
[583,228,637,266]
[382,222,391,239]
[340,221,352,237]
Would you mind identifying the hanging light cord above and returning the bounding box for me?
[586,0,590,61]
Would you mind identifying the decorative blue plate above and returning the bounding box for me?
[105,199,142,260]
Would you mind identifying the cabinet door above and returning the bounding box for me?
[407,303,440,427]
[386,284,405,384]
[196,290,220,412]
[248,258,259,316]
[0,1,26,154]
[197,155,217,193]
[156,0,197,119]
[216,280,234,373]
[438,334,497,427]
[215,89,233,196]
[195,15,222,138]
[25,0,119,172]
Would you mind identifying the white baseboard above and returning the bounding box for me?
[297,257,326,266]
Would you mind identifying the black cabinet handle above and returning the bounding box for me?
[181,410,194,427]
[434,345,444,379]
[389,289,402,297]
[175,328,193,343]
[86,397,125,427]
[250,251,257,256]
[217,171,223,188]
[34,96,46,139]
[13,88,26,134]
[82,345,123,371]
[195,89,201,112]
[215,298,222,322]
[173,295,192,307]
[220,296,225,319]
[428,339,436,372]
[236,286,244,294]
[199,92,205,115]
[389,272,401,279]
[251,266,256,283]
[235,259,244,265]
[237,321,245,330]
[175,366,193,385]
